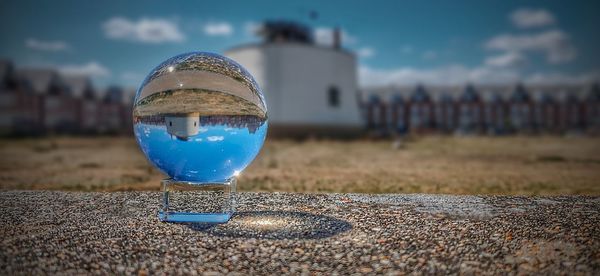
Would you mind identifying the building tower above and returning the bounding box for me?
[225,20,362,137]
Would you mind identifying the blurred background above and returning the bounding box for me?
[1,0,599,195]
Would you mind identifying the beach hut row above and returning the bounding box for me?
[362,84,600,136]
[0,60,134,135]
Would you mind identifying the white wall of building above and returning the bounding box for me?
[226,43,361,127]
[166,114,200,139]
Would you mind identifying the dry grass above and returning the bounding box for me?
[0,136,599,195]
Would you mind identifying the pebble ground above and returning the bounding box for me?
[1,191,599,275]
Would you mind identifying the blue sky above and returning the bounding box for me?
[1,0,599,88]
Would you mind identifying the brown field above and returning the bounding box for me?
[0,136,599,195]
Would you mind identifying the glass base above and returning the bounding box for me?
[159,178,236,223]
[158,212,232,223]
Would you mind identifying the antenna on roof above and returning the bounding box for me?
[333,26,341,49]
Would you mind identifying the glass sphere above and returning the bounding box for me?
[133,52,268,182]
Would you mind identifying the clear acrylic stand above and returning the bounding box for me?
[159,178,236,223]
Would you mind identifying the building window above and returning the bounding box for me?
[169,121,172,126]
[328,86,340,107]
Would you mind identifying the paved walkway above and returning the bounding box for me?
[1,191,598,274]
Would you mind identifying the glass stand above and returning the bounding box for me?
[159,178,236,223]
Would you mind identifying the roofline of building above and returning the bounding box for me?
[361,83,596,90]
[225,42,356,59]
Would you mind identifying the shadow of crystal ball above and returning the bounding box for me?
[185,211,352,239]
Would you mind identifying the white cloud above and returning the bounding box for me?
[485,30,576,64]
[120,71,145,85]
[485,51,527,67]
[314,27,357,46]
[121,71,143,80]
[244,21,261,37]
[25,38,70,52]
[207,136,224,142]
[359,65,518,87]
[102,17,185,43]
[422,50,438,60]
[356,8,590,88]
[360,64,600,87]
[203,22,233,36]
[526,71,600,85]
[58,62,111,78]
[357,47,375,58]
[510,8,556,28]
[400,45,413,54]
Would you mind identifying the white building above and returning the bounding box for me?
[166,112,200,140]
[225,21,362,137]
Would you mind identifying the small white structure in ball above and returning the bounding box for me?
[165,112,200,141]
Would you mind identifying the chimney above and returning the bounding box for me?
[333,27,341,49]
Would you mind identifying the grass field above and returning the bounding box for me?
[0,136,599,195]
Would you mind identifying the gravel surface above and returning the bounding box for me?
[1,191,599,275]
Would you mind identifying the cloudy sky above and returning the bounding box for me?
[1,0,599,88]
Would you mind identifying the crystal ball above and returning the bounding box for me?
[133,52,268,182]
